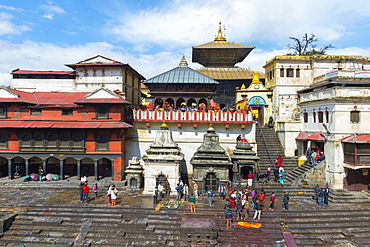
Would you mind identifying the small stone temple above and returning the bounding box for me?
[230,138,260,184]
[142,121,184,195]
[190,124,233,193]
[124,157,144,193]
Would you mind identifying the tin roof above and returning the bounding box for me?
[144,56,218,85]
[196,67,265,80]
[0,120,133,129]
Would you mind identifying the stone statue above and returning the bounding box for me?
[267,116,274,128]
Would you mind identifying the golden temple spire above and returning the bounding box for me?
[252,73,261,84]
[160,120,169,130]
[179,54,188,67]
[214,21,227,42]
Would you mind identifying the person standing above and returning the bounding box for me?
[15,165,21,176]
[188,196,196,213]
[313,185,320,204]
[258,190,266,210]
[225,207,233,229]
[242,198,250,219]
[267,166,271,181]
[283,192,290,211]
[158,183,164,199]
[253,201,263,220]
[183,184,189,201]
[235,198,243,219]
[236,134,242,144]
[310,150,316,166]
[110,185,118,206]
[38,166,44,181]
[324,184,330,205]
[247,171,254,187]
[79,181,85,202]
[82,183,90,203]
[93,183,98,199]
[193,181,199,199]
[207,187,214,206]
[318,188,326,207]
[153,187,159,205]
[273,167,279,182]
[219,184,225,199]
[269,192,275,211]
[175,184,182,201]
[107,185,113,204]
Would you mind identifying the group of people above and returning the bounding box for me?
[78,178,118,206]
[306,147,325,166]
[313,184,329,206]
[224,188,290,228]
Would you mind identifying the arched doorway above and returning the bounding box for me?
[64,157,77,178]
[198,98,208,109]
[0,157,8,177]
[165,98,174,110]
[81,158,94,177]
[156,174,167,187]
[205,172,218,192]
[176,98,186,109]
[241,166,253,179]
[98,158,112,178]
[29,157,42,174]
[154,98,164,108]
[187,98,196,107]
[12,157,25,177]
[46,157,60,174]
[130,178,138,189]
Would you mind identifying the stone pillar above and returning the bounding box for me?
[7,159,13,179]
[25,159,29,176]
[59,160,64,180]
[94,160,99,181]
[77,160,81,180]
[42,160,47,175]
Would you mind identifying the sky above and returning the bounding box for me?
[1,0,370,85]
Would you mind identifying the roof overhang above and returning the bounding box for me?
[306,131,326,142]
[341,135,370,143]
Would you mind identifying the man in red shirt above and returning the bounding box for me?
[82,183,90,203]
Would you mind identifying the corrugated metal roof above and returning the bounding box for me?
[196,67,265,80]
[193,41,254,49]
[0,121,133,129]
[144,66,219,84]
[74,98,131,104]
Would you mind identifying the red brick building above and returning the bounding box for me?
[0,85,133,181]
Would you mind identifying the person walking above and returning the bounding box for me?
[253,201,263,220]
[225,207,233,229]
[82,183,90,203]
[93,183,98,199]
[267,166,271,181]
[188,196,196,213]
[269,192,275,211]
[283,191,290,211]
[207,187,214,206]
[107,185,113,204]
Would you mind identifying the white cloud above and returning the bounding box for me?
[100,0,370,50]
[40,4,66,19]
[0,12,30,35]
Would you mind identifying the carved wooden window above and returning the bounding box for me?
[60,135,70,147]
[318,111,324,123]
[303,112,308,123]
[72,135,83,148]
[96,134,109,151]
[280,68,284,77]
[61,109,73,116]
[95,106,109,120]
[30,108,42,115]
[0,133,8,149]
[286,68,294,77]
[296,69,300,78]
[47,135,57,147]
[0,106,7,119]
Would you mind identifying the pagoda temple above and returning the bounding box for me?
[143,55,219,110]
[193,22,265,108]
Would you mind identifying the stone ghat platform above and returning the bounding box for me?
[0,185,369,246]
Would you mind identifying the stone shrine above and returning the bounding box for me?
[190,124,232,193]
[142,121,184,195]
[124,157,144,193]
[230,138,260,184]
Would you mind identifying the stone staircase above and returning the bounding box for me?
[329,189,370,204]
[256,125,297,175]
[284,162,313,185]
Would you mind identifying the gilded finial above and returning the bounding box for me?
[214,21,227,42]
[252,73,261,84]
[179,54,188,67]
[160,120,169,130]
[241,83,246,89]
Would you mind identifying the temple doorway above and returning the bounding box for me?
[205,172,218,191]
[241,166,253,179]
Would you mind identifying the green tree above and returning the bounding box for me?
[287,33,334,56]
